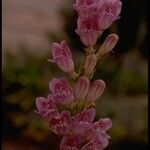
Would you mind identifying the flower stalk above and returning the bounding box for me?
[35,0,122,149]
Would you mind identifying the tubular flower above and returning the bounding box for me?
[74,0,122,46]
[76,17,100,47]
[35,97,58,117]
[50,41,74,73]
[49,78,74,105]
[97,0,122,30]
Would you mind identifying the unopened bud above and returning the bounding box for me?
[96,34,119,59]
[74,76,90,100]
[87,79,106,103]
[84,54,97,77]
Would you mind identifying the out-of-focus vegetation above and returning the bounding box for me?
[2,0,148,149]
[2,48,148,149]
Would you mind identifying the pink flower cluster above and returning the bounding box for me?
[35,0,122,149]
[74,0,122,47]
[36,95,112,149]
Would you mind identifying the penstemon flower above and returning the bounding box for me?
[49,78,74,105]
[35,0,122,149]
[49,41,75,74]
[97,0,122,30]
[74,0,122,47]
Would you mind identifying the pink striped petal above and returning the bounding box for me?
[49,78,74,105]
[81,140,103,150]
[76,17,100,47]
[60,134,81,150]
[74,121,93,141]
[73,108,95,124]
[49,111,71,136]
[74,3,97,18]
[96,34,119,59]
[84,54,97,76]
[50,41,74,73]
[98,0,122,30]
[81,130,109,150]
[35,97,57,117]
[87,80,106,102]
[74,76,90,100]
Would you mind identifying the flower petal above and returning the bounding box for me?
[49,111,71,136]
[98,0,122,30]
[73,108,95,124]
[81,130,109,150]
[74,121,93,141]
[76,17,100,47]
[60,134,81,150]
[35,97,57,117]
[49,78,74,105]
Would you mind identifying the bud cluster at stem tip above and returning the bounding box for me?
[35,0,122,149]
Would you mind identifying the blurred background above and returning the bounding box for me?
[2,0,148,149]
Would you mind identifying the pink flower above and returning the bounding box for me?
[87,80,106,102]
[49,111,71,136]
[93,118,112,132]
[74,76,90,100]
[50,41,74,73]
[97,0,122,30]
[49,78,74,105]
[60,134,81,150]
[76,17,100,47]
[35,97,57,117]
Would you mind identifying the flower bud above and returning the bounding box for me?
[87,80,106,102]
[84,54,97,77]
[96,34,119,59]
[74,76,90,100]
